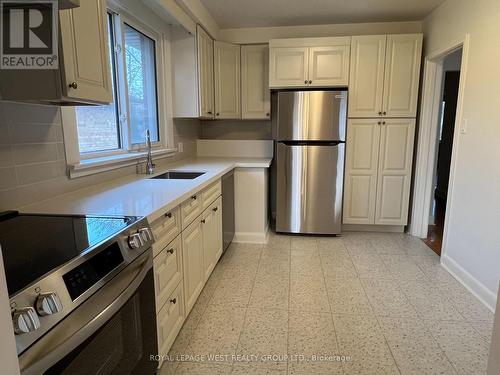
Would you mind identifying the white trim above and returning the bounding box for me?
[410,35,469,241]
[441,254,497,312]
[233,225,269,244]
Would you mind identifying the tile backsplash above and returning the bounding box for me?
[0,102,201,211]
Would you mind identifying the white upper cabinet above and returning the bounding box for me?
[0,0,112,105]
[348,35,387,118]
[269,37,350,88]
[348,34,422,118]
[308,46,350,87]
[269,47,309,87]
[197,25,215,118]
[214,41,241,119]
[375,118,415,225]
[241,45,270,119]
[382,35,423,118]
[343,119,381,225]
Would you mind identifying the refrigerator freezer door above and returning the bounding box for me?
[276,142,345,234]
[277,91,347,141]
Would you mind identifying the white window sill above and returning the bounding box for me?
[69,148,177,178]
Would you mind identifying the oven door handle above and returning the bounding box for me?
[19,249,153,375]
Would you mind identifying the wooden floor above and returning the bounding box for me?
[422,197,446,256]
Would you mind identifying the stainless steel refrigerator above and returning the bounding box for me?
[275,90,347,235]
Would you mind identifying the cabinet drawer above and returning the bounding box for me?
[151,206,181,257]
[157,282,185,356]
[153,235,182,313]
[201,180,221,210]
[181,193,202,229]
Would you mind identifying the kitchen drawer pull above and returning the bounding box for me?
[201,219,206,223]
[164,212,172,218]
[212,207,218,212]
[191,195,197,200]
[170,298,177,304]
[167,248,174,254]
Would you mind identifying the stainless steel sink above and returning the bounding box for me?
[151,171,205,180]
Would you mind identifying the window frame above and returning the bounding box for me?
[63,0,174,173]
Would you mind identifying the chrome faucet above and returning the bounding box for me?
[145,129,155,174]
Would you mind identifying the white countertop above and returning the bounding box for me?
[20,157,272,222]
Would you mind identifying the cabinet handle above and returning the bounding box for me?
[191,195,197,200]
[216,112,220,116]
[165,212,172,218]
[207,111,213,114]
[382,121,386,125]
[170,298,177,304]
[378,111,382,116]
[69,82,78,89]
[304,80,308,84]
[201,219,206,223]
[266,113,270,117]
[378,121,381,125]
[212,207,218,212]
[308,80,312,84]
[167,248,174,254]
[383,111,387,115]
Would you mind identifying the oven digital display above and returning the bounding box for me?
[63,243,124,300]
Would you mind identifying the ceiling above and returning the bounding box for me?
[200,0,446,29]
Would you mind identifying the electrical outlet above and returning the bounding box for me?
[461,118,468,134]
[178,142,183,152]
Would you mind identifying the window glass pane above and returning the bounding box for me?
[124,24,159,145]
[76,14,120,154]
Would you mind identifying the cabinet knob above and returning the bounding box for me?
[383,111,387,115]
[382,121,386,125]
[165,212,172,218]
[191,195,197,200]
[167,248,174,254]
[216,112,220,116]
[69,82,78,89]
[266,113,270,117]
[170,298,177,304]
[378,121,381,125]
[304,80,308,84]
[201,219,206,223]
[308,80,312,84]
[212,207,218,212]
[378,111,382,115]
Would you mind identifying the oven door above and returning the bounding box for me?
[19,250,157,375]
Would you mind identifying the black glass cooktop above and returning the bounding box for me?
[0,211,138,296]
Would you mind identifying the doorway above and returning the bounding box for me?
[423,49,462,255]
[411,37,468,257]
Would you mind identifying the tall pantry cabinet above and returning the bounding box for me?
[343,34,422,226]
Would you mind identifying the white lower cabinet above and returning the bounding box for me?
[343,118,415,226]
[153,235,182,313]
[157,282,185,356]
[181,218,204,314]
[202,197,223,282]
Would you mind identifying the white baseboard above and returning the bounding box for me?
[441,254,497,312]
[341,224,405,233]
[233,226,269,244]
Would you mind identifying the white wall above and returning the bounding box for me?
[423,0,500,309]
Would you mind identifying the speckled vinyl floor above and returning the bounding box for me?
[159,231,494,375]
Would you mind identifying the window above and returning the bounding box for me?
[75,10,162,157]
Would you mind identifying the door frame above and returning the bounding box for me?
[409,34,469,260]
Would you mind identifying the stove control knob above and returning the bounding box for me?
[36,292,63,316]
[128,232,144,249]
[12,307,41,335]
[139,227,153,242]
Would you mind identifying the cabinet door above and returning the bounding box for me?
[375,119,415,225]
[343,119,381,224]
[182,219,204,314]
[308,46,350,87]
[59,0,112,103]
[241,45,270,119]
[269,47,309,88]
[348,35,386,118]
[201,197,223,281]
[382,34,423,118]
[214,41,241,119]
[157,282,184,357]
[197,25,214,118]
